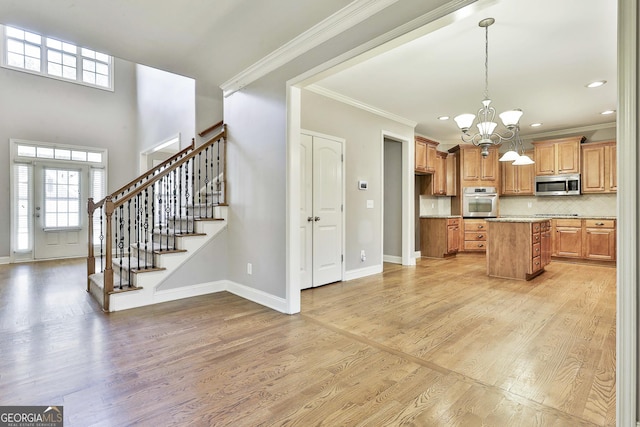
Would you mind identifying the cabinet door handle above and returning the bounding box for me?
[477,234,483,238]
[478,244,484,247]
[478,225,484,229]
[595,222,604,226]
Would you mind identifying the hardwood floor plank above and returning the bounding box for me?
[0,255,615,426]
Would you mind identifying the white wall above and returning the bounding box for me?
[0,57,138,257]
[135,64,195,153]
[301,89,414,270]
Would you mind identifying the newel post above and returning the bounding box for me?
[103,196,115,312]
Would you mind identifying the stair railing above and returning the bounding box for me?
[87,124,226,311]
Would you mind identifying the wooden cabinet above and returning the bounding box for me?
[446,152,457,196]
[487,220,550,280]
[421,151,448,196]
[462,218,487,252]
[551,218,616,261]
[532,136,584,176]
[584,219,616,260]
[553,218,583,258]
[420,217,460,258]
[541,220,552,266]
[415,136,438,174]
[500,149,534,195]
[581,141,617,193]
[458,145,498,185]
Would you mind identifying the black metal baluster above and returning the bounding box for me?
[170,169,177,250]
[144,189,149,270]
[118,205,124,289]
[176,165,181,244]
[184,163,190,234]
[136,193,141,272]
[151,184,156,268]
[204,146,210,218]
[216,137,221,206]
[190,157,195,233]
[99,205,104,272]
[127,200,132,287]
[158,176,164,252]
[197,151,202,219]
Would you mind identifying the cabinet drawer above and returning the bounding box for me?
[464,241,487,251]
[447,218,460,227]
[464,231,487,241]
[555,218,582,227]
[464,220,487,231]
[532,232,541,243]
[584,219,615,228]
[532,242,541,257]
[531,256,543,273]
[532,222,542,233]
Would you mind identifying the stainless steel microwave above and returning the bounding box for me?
[535,174,581,196]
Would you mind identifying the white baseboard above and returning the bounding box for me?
[414,251,421,258]
[225,280,288,313]
[153,281,227,305]
[383,255,402,264]
[0,257,10,265]
[344,264,383,281]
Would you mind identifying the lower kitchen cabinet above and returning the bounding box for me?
[584,219,616,260]
[420,217,460,258]
[553,219,583,258]
[462,218,487,252]
[552,218,616,261]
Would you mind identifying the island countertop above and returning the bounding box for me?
[486,217,551,223]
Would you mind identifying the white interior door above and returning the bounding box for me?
[300,132,343,289]
[33,163,89,259]
[300,134,314,289]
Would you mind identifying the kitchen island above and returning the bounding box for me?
[486,218,551,281]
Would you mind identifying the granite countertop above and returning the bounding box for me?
[499,215,616,220]
[486,217,550,223]
[419,215,462,219]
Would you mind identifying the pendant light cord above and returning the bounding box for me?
[484,23,489,101]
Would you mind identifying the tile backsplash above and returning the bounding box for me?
[419,193,617,217]
[499,193,616,217]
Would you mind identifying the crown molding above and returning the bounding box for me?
[220,0,400,97]
[525,122,616,140]
[306,84,417,128]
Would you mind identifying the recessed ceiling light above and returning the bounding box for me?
[601,110,616,115]
[438,116,449,121]
[530,123,543,127]
[586,80,607,88]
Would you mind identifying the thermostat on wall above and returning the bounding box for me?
[358,180,368,190]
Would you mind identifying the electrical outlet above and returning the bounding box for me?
[360,250,366,262]
[247,263,252,275]
[431,202,435,209]
[527,202,532,208]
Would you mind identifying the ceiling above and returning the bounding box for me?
[0,0,353,92]
[311,0,617,146]
[0,0,617,144]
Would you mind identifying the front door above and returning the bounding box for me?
[300,132,343,289]
[33,163,89,259]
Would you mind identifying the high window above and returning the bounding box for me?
[2,25,113,90]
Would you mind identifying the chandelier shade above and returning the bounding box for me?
[454,18,522,157]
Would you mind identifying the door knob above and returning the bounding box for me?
[314,216,320,222]
[307,216,313,222]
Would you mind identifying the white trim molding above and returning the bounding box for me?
[617,0,637,424]
[220,0,400,97]
[383,255,402,264]
[307,84,417,127]
[0,257,9,265]
[344,264,383,281]
[226,280,289,313]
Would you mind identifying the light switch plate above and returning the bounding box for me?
[366,200,374,209]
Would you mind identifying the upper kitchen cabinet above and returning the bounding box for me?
[581,140,617,193]
[500,149,534,195]
[415,136,438,174]
[420,150,448,196]
[532,136,585,176]
[449,144,499,187]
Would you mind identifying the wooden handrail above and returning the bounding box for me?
[198,120,224,138]
[91,139,196,211]
[113,129,225,209]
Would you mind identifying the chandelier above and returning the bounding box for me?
[498,124,535,165]
[454,18,522,157]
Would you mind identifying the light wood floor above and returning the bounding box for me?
[0,255,615,426]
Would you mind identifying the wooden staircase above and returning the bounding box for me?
[87,123,228,312]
